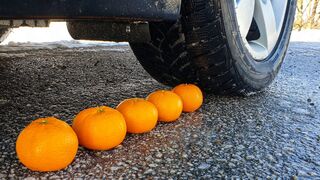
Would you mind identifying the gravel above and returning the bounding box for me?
[0,42,319,178]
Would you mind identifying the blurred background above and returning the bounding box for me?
[294,0,320,30]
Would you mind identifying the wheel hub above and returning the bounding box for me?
[234,0,288,60]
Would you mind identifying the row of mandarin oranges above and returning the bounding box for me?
[15,84,203,172]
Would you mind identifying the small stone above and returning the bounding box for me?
[237,145,245,150]
[161,169,169,174]
[0,174,6,178]
[216,158,227,163]
[25,177,38,180]
[292,107,309,115]
[198,162,210,170]
[155,152,162,158]
[110,166,120,171]
[148,164,157,168]
[246,155,255,160]
[228,162,236,168]
[145,155,152,161]
[144,169,154,175]
[170,169,176,174]
[282,134,289,138]
[266,154,276,162]
[308,172,317,176]
[297,170,308,176]
[283,147,295,153]
[49,175,60,179]
[214,139,222,145]
[206,158,214,162]
[224,145,233,149]
[49,105,57,109]
[292,176,298,180]
[115,144,123,149]
[182,153,188,158]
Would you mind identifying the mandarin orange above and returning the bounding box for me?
[172,84,203,112]
[16,117,78,172]
[72,106,126,150]
[146,90,183,122]
[117,98,158,133]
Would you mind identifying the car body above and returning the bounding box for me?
[0,0,180,26]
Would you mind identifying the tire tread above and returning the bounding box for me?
[131,0,257,95]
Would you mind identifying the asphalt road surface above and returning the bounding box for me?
[0,42,319,179]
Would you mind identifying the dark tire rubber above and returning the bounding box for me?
[0,28,11,43]
[130,0,296,95]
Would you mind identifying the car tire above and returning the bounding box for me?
[130,0,296,95]
[0,28,11,43]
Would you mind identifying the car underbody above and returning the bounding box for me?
[0,0,181,42]
[0,0,297,95]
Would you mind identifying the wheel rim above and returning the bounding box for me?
[234,0,288,60]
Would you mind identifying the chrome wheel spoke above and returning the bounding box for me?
[253,0,277,52]
[271,0,288,31]
[235,0,255,39]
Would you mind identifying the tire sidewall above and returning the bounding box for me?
[220,0,297,90]
[0,28,11,43]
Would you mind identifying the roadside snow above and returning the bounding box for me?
[2,40,126,49]
[0,52,28,58]
[1,22,72,44]
[0,22,128,50]
[290,30,320,42]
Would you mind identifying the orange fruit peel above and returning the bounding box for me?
[72,106,127,150]
[117,98,158,133]
[146,90,183,122]
[16,117,78,172]
[173,84,203,112]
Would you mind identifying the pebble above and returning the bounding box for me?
[111,166,120,171]
[148,164,157,168]
[228,162,236,168]
[198,163,210,170]
[266,154,276,163]
[155,152,162,158]
[224,145,233,149]
[144,169,154,175]
[132,167,139,171]
[246,155,255,160]
[237,145,245,150]
[182,153,188,158]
